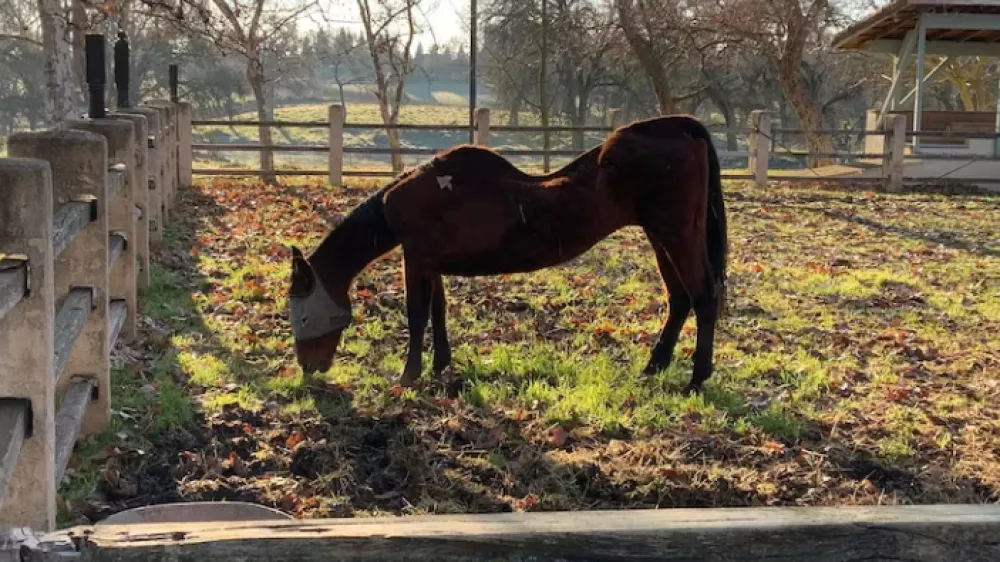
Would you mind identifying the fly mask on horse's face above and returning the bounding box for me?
[288,246,352,343]
[288,269,352,341]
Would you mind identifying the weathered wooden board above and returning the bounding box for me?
[107,166,125,200]
[51,201,92,258]
[108,234,125,268]
[54,379,94,484]
[50,504,1000,562]
[52,288,93,380]
[0,400,28,509]
[108,299,127,349]
[0,259,26,321]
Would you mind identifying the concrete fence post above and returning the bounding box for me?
[0,159,56,530]
[328,104,345,187]
[110,113,150,290]
[883,113,906,193]
[66,119,138,343]
[145,102,176,216]
[748,110,771,188]
[474,108,491,147]
[121,108,163,244]
[177,101,193,187]
[8,131,112,437]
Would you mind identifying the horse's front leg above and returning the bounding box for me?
[401,258,433,387]
[430,274,452,373]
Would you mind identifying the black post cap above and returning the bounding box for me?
[85,34,106,119]
[114,31,130,109]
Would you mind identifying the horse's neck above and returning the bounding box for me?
[309,193,398,293]
[538,146,600,183]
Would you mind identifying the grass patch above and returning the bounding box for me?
[61,177,1000,522]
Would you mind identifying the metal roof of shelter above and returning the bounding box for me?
[833,0,1000,56]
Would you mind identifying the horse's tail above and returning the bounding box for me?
[686,120,728,315]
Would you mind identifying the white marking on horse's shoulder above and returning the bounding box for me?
[437,175,454,191]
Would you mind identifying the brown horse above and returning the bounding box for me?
[287,115,727,394]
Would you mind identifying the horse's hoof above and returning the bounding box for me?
[642,363,664,376]
[399,371,420,387]
[681,383,702,396]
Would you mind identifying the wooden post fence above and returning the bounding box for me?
[474,107,490,146]
[0,45,183,530]
[748,110,771,188]
[328,104,345,187]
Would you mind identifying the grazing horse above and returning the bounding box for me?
[287,115,727,394]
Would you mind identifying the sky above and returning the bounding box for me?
[314,0,469,49]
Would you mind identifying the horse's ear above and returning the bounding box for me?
[289,246,315,294]
[290,246,310,278]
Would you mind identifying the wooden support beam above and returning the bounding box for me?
[877,30,918,127]
[923,12,1000,30]
[900,57,951,106]
[49,504,1000,562]
[868,39,1000,57]
[914,15,928,152]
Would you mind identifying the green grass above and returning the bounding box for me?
[60,177,1000,521]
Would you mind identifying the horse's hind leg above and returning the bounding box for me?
[642,242,693,376]
[430,274,452,373]
[686,291,719,395]
[643,228,716,395]
[401,256,433,386]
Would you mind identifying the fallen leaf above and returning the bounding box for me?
[550,426,569,447]
[761,441,786,455]
[285,431,305,449]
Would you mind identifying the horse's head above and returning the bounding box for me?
[287,246,352,374]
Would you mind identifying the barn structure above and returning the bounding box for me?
[833,0,1000,183]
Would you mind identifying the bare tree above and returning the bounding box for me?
[37,0,81,123]
[615,0,703,115]
[143,0,315,183]
[357,0,419,173]
[712,0,838,166]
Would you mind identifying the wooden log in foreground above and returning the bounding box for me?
[34,504,1000,561]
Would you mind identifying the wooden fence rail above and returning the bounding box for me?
[4,504,1000,561]
[0,98,187,531]
[188,106,1000,191]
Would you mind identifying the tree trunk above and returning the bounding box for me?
[374,92,404,172]
[616,0,675,115]
[37,0,79,124]
[706,87,737,151]
[247,58,276,184]
[70,0,87,96]
[509,96,521,126]
[778,66,834,168]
